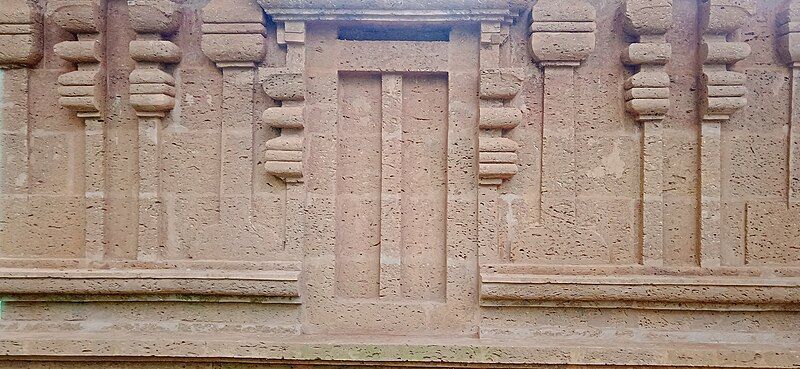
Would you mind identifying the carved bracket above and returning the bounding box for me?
[479,22,522,185]
[128,0,181,117]
[49,0,105,118]
[263,21,305,183]
[698,0,753,121]
[262,69,304,182]
[623,0,673,122]
[201,0,266,68]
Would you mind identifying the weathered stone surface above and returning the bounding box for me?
[0,0,43,68]
[0,0,800,368]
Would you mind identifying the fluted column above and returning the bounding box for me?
[128,0,181,261]
[623,0,673,266]
[477,21,523,264]
[697,0,753,267]
[49,0,107,260]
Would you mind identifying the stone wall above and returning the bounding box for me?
[0,0,798,367]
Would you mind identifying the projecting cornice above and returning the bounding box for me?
[257,0,525,23]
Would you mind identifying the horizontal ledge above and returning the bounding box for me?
[0,268,301,302]
[0,258,301,270]
[480,268,800,307]
[264,8,519,23]
[0,333,798,368]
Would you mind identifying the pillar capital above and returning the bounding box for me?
[622,0,673,123]
[0,0,42,68]
[128,0,181,35]
[779,0,800,66]
[698,0,753,121]
[49,0,105,117]
[528,0,596,66]
[128,0,182,117]
[200,0,266,68]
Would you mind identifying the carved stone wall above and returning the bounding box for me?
[0,0,798,368]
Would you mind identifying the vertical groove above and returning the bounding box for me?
[790,66,799,204]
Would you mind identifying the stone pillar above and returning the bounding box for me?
[529,0,596,232]
[477,21,523,264]
[0,0,42,251]
[697,0,753,268]
[779,0,800,205]
[128,0,181,261]
[262,21,306,258]
[200,0,278,258]
[49,0,107,260]
[623,0,673,267]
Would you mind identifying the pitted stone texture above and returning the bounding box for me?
[200,0,266,65]
[0,0,43,67]
[0,0,798,367]
[529,0,597,65]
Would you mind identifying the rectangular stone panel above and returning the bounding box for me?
[746,202,800,265]
[334,71,449,301]
[335,72,383,299]
[399,73,448,301]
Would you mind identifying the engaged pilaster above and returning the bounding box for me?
[0,1,42,245]
[529,0,596,224]
[477,21,523,263]
[623,0,673,267]
[262,21,306,257]
[128,0,182,260]
[779,0,800,205]
[49,0,107,259]
[697,0,753,268]
[199,0,295,258]
[200,0,266,209]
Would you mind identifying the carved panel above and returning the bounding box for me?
[0,0,797,365]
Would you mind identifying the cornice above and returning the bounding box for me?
[259,6,523,24]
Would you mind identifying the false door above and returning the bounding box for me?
[301,23,480,334]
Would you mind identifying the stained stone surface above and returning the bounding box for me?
[0,0,799,368]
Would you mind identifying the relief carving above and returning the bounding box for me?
[261,20,306,258]
[0,0,42,266]
[195,0,295,260]
[128,0,182,260]
[48,0,107,258]
[477,20,524,265]
[0,0,798,365]
[779,0,800,203]
[697,0,754,267]
[0,0,42,68]
[622,0,673,266]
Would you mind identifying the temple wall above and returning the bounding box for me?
[0,0,798,367]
